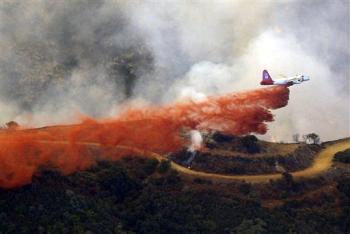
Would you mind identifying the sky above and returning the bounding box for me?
[0,0,349,141]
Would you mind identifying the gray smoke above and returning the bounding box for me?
[0,0,349,141]
[0,0,153,124]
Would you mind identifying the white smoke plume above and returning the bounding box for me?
[0,0,349,141]
[189,130,203,152]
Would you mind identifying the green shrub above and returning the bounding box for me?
[333,148,350,163]
[143,158,159,175]
[158,160,171,174]
[337,177,350,197]
[241,135,260,153]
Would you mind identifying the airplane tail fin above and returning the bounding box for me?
[260,70,274,85]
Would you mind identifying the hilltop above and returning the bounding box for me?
[171,133,321,175]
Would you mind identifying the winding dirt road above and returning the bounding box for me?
[42,138,350,184]
[170,139,350,183]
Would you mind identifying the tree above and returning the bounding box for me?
[302,134,307,143]
[143,158,159,175]
[307,133,320,144]
[282,172,294,187]
[232,218,267,234]
[333,149,350,163]
[292,134,300,143]
[5,121,19,130]
[238,183,251,195]
[241,135,260,153]
[277,172,297,194]
[303,133,320,144]
[337,177,350,197]
[158,160,171,174]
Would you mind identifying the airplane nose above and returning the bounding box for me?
[303,76,310,81]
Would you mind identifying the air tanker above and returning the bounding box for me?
[260,70,310,86]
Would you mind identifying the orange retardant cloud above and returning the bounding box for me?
[0,86,289,188]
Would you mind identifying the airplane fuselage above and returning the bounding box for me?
[260,70,310,86]
[272,75,310,86]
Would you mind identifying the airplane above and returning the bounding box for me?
[260,70,310,86]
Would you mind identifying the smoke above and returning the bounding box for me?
[0,86,289,188]
[185,130,203,168]
[0,0,153,124]
[188,130,203,152]
[0,0,349,140]
[130,0,350,141]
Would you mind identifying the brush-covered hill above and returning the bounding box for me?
[0,137,350,233]
[171,133,322,175]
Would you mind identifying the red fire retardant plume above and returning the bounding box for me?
[0,86,289,188]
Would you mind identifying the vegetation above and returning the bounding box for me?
[207,133,261,153]
[0,155,349,234]
[241,135,260,153]
[334,148,350,164]
[292,133,300,143]
[172,135,321,175]
[158,159,171,173]
[303,133,321,144]
[1,121,19,130]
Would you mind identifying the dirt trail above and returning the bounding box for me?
[169,139,350,183]
[41,138,350,183]
[292,140,350,178]
[1,135,347,186]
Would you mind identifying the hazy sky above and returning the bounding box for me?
[0,0,349,141]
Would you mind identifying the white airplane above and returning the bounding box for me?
[260,70,310,86]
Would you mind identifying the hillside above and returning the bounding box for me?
[0,137,349,233]
[171,133,322,175]
[1,154,350,234]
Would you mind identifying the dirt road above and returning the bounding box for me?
[24,138,350,183]
[153,139,350,183]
